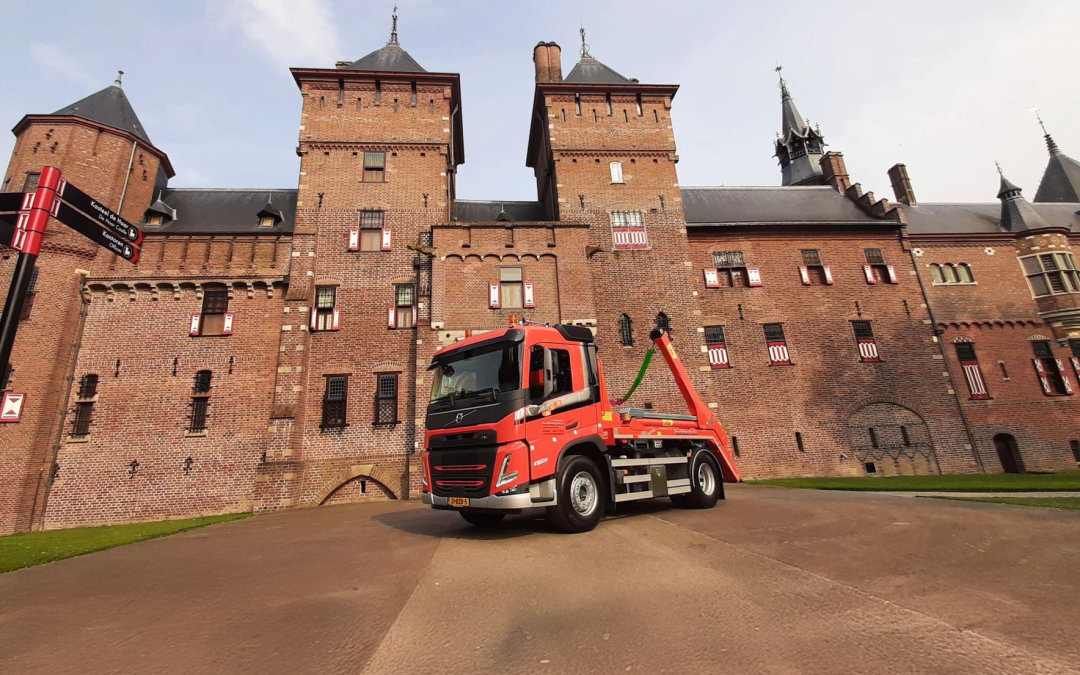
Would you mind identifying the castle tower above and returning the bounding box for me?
[525,30,700,407]
[257,10,465,507]
[773,69,826,186]
[1031,111,1080,203]
[0,74,173,533]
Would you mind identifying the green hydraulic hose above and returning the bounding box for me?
[622,347,654,402]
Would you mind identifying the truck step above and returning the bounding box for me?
[610,456,687,468]
[618,408,697,422]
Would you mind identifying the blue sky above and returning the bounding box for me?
[1,0,1077,203]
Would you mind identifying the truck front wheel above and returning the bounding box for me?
[671,451,723,509]
[459,511,505,528]
[546,455,606,533]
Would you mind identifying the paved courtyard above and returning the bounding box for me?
[1,485,1078,674]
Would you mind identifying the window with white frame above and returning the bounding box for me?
[609,161,624,183]
[1021,253,1080,297]
[611,211,647,250]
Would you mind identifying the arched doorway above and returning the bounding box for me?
[993,434,1023,474]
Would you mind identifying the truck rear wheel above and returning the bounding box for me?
[671,451,723,509]
[459,511,505,528]
[546,455,606,533]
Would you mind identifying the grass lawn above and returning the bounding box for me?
[929,496,1080,511]
[748,471,1080,492]
[0,513,250,574]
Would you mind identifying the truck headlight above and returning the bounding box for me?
[495,454,519,488]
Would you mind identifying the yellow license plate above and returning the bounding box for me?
[448,497,470,507]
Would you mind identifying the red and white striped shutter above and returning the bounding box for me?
[489,282,501,309]
[857,338,880,362]
[222,312,235,335]
[767,341,790,365]
[189,314,201,336]
[523,282,536,308]
[348,228,360,251]
[332,307,341,331]
[380,228,392,251]
[310,307,317,331]
[863,265,876,284]
[1056,359,1073,394]
[747,268,763,287]
[960,360,989,399]
[1071,356,1080,379]
[798,266,811,285]
[703,268,720,288]
[1033,359,1052,394]
[823,266,835,285]
[886,264,899,284]
[412,306,418,326]
[707,344,730,369]
[387,307,396,329]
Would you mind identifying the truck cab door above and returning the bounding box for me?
[524,343,598,483]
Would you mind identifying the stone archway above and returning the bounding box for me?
[846,402,938,475]
[314,464,400,505]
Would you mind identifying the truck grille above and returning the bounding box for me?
[429,446,497,498]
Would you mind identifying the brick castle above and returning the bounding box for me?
[3,20,1080,533]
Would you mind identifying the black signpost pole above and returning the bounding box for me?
[0,250,37,388]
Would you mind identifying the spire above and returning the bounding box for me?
[579,25,591,58]
[996,162,1051,231]
[773,67,826,186]
[563,28,631,84]
[389,5,399,45]
[1029,107,1060,156]
[49,74,151,143]
[343,5,425,73]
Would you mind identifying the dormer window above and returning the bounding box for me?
[148,214,164,226]
[259,216,275,228]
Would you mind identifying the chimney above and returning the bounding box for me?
[820,152,851,192]
[533,42,551,83]
[547,42,563,82]
[887,163,917,206]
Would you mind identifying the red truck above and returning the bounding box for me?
[421,320,741,533]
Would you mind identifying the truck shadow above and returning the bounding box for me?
[374,499,681,541]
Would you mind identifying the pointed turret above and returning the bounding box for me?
[342,7,425,73]
[997,163,1051,232]
[773,68,826,186]
[49,71,152,143]
[563,27,632,84]
[1030,111,1080,203]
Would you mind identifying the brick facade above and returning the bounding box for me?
[1,34,1078,533]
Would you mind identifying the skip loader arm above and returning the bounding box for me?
[648,328,742,482]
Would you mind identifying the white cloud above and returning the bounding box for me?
[225,0,343,69]
[30,43,98,87]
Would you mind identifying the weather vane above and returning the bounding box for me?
[1028,106,1049,135]
[389,5,399,44]
[579,25,591,58]
[994,160,1003,175]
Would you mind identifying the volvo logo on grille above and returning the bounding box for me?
[453,410,476,425]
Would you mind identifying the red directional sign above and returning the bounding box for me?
[55,180,143,246]
[54,201,140,262]
[0,391,26,423]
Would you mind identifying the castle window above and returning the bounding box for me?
[71,374,99,438]
[322,375,348,428]
[609,161,624,184]
[375,80,381,105]
[411,82,417,106]
[338,80,345,105]
[929,263,975,285]
[19,266,38,321]
[863,248,897,284]
[1022,253,1080,297]
[314,286,338,332]
[363,152,385,182]
[653,110,659,123]
[619,314,633,346]
[499,267,524,309]
[610,211,647,250]
[623,109,628,123]
[901,425,912,447]
[374,374,399,426]
[704,325,730,370]
[148,214,164,226]
[575,93,581,115]
[763,323,790,365]
[712,250,748,287]
[188,370,212,434]
[852,321,879,362]
[430,99,434,113]
[655,312,671,335]
[592,109,598,122]
[259,216,275,228]
[606,93,613,116]
[357,97,362,110]
[393,98,399,112]
[796,432,805,452]
[954,342,989,399]
[23,173,40,192]
[359,210,385,250]
[561,109,566,122]
[393,284,416,329]
[198,289,229,336]
[868,428,878,448]
[799,249,833,285]
[1071,440,1080,463]
[1031,340,1072,396]
[636,94,643,116]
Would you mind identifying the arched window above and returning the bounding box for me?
[655,312,671,335]
[957,263,974,283]
[618,314,633,346]
[943,264,959,284]
[930,264,944,283]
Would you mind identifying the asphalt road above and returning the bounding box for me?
[1,486,1078,674]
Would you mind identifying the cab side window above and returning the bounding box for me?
[550,349,573,398]
[529,346,575,404]
[528,346,545,402]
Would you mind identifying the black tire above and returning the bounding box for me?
[672,451,723,509]
[459,511,505,528]
[545,455,607,533]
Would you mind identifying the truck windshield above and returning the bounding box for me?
[430,342,522,403]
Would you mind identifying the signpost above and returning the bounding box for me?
[0,166,144,423]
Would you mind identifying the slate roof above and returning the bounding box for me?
[1034,141,1080,203]
[452,200,547,222]
[903,202,1080,235]
[344,43,426,73]
[564,57,631,85]
[141,188,297,235]
[681,186,881,225]
[51,83,151,143]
